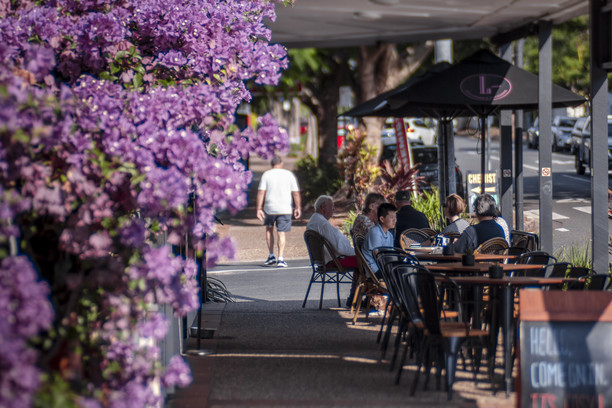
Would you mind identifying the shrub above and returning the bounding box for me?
[295,156,343,204]
[411,187,445,232]
[555,240,591,269]
[0,0,288,406]
[337,130,380,203]
[375,159,422,203]
[340,209,360,240]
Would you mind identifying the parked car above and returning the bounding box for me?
[575,115,612,175]
[380,137,464,197]
[527,116,578,151]
[382,117,436,145]
[527,117,539,149]
[569,116,590,155]
[551,116,578,152]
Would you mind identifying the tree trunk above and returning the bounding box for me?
[317,80,340,167]
[357,43,434,160]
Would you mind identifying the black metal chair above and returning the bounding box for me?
[515,250,557,266]
[302,230,354,309]
[376,256,418,364]
[585,273,611,291]
[510,230,539,251]
[406,270,488,400]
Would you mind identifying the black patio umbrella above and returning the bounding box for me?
[348,49,586,193]
[343,61,454,118]
[387,49,585,118]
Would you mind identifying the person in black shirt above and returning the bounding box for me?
[393,190,429,248]
[453,193,504,253]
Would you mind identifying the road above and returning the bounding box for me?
[453,134,612,255]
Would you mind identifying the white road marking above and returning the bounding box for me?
[523,209,568,220]
[210,265,310,275]
[555,228,570,232]
[573,206,592,214]
[552,160,573,165]
[524,164,539,171]
[557,198,589,204]
[562,174,587,183]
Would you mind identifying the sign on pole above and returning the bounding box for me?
[393,118,410,170]
[466,170,499,213]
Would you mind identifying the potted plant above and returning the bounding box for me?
[488,262,504,278]
[462,248,475,266]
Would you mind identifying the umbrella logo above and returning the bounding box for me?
[460,74,512,101]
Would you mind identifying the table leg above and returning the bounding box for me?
[502,285,513,396]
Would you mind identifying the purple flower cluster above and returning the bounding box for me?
[0,256,54,408]
[0,0,291,405]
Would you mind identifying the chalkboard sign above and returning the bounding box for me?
[519,290,612,408]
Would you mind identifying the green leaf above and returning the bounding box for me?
[132,72,143,88]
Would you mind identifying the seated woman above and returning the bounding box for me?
[362,203,397,277]
[352,193,386,238]
[441,193,469,235]
[453,194,505,254]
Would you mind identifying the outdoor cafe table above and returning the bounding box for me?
[410,252,516,263]
[425,261,544,275]
[431,273,581,396]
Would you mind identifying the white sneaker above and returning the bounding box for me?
[277,260,288,268]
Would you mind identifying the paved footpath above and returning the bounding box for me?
[167,156,517,408]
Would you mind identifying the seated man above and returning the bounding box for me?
[306,195,357,268]
[362,203,397,276]
[394,190,429,248]
[453,194,505,254]
[306,195,358,306]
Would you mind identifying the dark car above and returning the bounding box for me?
[569,116,590,155]
[380,137,464,197]
[575,116,612,175]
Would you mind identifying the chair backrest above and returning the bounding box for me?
[586,273,610,291]
[420,228,438,237]
[543,262,571,278]
[375,248,418,272]
[304,229,326,268]
[511,230,539,251]
[564,266,591,290]
[505,246,528,257]
[393,264,426,324]
[304,229,347,273]
[474,237,509,254]
[443,231,461,243]
[511,235,531,250]
[516,250,557,265]
[410,270,443,336]
[399,228,432,250]
[353,232,382,285]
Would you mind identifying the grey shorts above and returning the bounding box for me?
[264,214,292,232]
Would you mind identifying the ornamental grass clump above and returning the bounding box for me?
[0,0,291,406]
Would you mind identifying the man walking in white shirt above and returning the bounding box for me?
[256,155,301,267]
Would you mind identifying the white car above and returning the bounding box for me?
[551,116,578,152]
[382,117,436,145]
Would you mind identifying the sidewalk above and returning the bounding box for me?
[167,156,517,408]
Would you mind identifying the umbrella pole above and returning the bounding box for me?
[480,115,486,195]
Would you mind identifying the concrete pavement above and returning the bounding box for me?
[167,156,517,408]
